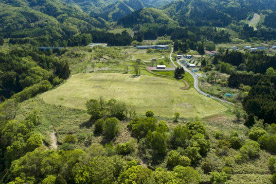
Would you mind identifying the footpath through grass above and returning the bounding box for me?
[40,73,227,119]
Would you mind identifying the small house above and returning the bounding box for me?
[232,46,238,50]
[157,65,166,69]
[184,55,192,59]
[243,46,252,49]
[177,55,182,59]
[256,46,267,50]
[250,48,258,52]
[187,63,196,68]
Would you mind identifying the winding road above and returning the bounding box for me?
[169,47,233,105]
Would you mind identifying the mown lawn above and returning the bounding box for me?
[40,73,227,119]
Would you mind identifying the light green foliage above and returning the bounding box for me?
[156,121,169,133]
[248,127,267,141]
[151,168,178,184]
[118,165,152,184]
[174,112,180,122]
[167,150,191,169]
[26,133,43,151]
[173,166,201,184]
[210,172,228,184]
[239,140,260,160]
[42,175,56,184]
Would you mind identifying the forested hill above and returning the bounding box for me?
[62,0,175,21]
[0,0,106,45]
[118,0,276,27]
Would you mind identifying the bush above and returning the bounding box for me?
[248,127,267,141]
[167,150,191,169]
[259,134,276,153]
[146,110,154,117]
[103,117,119,140]
[116,142,134,155]
[173,166,201,184]
[268,156,276,172]
[272,173,276,184]
[64,135,77,144]
[239,140,260,160]
[129,117,157,139]
[94,119,105,135]
[210,172,228,184]
[229,136,243,149]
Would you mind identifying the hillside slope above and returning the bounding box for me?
[0,0,106,40]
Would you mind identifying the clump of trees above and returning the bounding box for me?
[174,67,185,79]
[86,98,131,121]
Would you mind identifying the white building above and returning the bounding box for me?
[157,65,166,69]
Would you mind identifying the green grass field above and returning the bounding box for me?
[40,73,227,119]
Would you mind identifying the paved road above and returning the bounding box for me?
[169,48,233,105]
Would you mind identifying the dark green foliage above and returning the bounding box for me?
[94,119,105,134]
[128,117,157,139]
[174,67,185,79]
[268,156,276,173]
[103,118,119,140]
[118,164,152,184]
[86,98,128,121]
[229,135,243,150]
[146,110,154,117]
[0,37,4,46]
[210,172,228,184]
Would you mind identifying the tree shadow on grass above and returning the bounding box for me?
[79,118,94,128]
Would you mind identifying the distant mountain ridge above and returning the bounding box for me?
[62,0,175,21]
[118,0,276,28]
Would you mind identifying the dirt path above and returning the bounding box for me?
[50,131,58,149]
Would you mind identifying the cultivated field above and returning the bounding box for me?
[40,73,227,119]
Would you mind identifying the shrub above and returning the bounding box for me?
[268,156,276,172]
[186,122,206,136]
[173,166,201,184]
[167,150,191,169]
[64,135,77,144]
[259,134,276,153]
[239,140,260,160]
[248,127,267,141]
[116,142,134,155]
[229,136,243,149]
[272,173,276,184]
[172,125,191,148]
[130,117,157,139]
[146,110,154,117]
[103,118,119,140]
[210,172,228,184]
[222,167,233,175]
[94,119,105,135]
[183,146,202,165]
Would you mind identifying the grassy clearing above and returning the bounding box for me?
[248,13,261,30]
[40,73,227,119]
